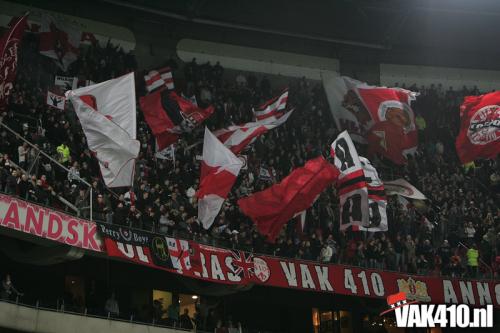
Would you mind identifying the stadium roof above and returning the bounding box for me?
[10,0,500,69]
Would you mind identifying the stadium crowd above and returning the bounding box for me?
[0,31,499,283]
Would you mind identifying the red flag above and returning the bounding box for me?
[214,110,293,154]
[238,157,338,242]
[323,77,418,164]
[253,89,288,121]
[0,14,28,110]
[366,121,417,165]
[38,15,80,70]
[356,86,418,164]
[196,128,243,229]
[140,89,215,150]
[455,92,500,164]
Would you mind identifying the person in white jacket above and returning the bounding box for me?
[319,243,333,263]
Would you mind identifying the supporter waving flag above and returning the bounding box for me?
[253,89,288,122]
[455,92,500,164]
[0,13,28,110]
[144,67,174,92]
[238,156,338,242]
[140,88,215,150]
[323,75,418,164]
[214,110,293,154]
[330,131,369,230]
[197,128,243,229]
[66,73,140,188]
[355,156,387,232]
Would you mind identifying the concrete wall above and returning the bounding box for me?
[0,301,184,333]
[380,63,500,91]
[176,39,339,80]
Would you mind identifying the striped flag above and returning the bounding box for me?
[253,89,288,122]
[214,110,293,155]
[330,131,370,230]
[144,67,174,92]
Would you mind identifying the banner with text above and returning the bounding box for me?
[98,223,500,308]
[0,194,497,308]
[0,194,103,252]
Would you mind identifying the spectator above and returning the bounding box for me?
[438,240,452,276]
[56,142,70,165]
[319,242,333,263]
[179,308,194,329]
[466,243,479,278]
[0,274,23,301]
[104,292,119,317]
[167,298,180,327]
[17,142,29,169]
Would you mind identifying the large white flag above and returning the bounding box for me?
[66,73,140,187]
[196,128,243,229]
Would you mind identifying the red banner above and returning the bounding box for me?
[99,226,500,308]
[0,194,498,308]
[0,194,103,252]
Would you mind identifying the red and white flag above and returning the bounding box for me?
[238,156,338,242]
[0,14,28,110]
[46,91,66,110]
[384,178,426,200]
[39,14,80,71]
[166,237,191,273]
[196,128,243,229]
[214,110,293,154]
[65,73,140,188]
[356,156,387,232]
[323,75,418,164]
[144,67,174,92]
[140,88,215,150]
[455,92,500,164]
[253,89,288,122]
[330,131,369,230]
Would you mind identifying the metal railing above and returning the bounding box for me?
[458,241,494,279]
[1,188,498,281]
[0,121,94,220]
[0,297,198,332]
